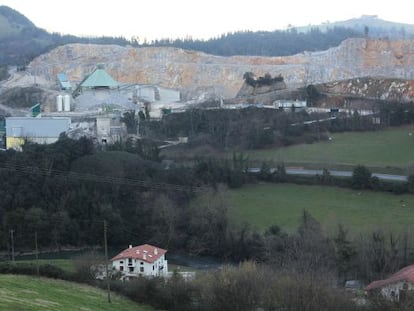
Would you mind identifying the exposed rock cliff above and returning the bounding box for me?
[318,77,414,102]
[28,38,414,99]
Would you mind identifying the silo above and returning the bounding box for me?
[56,95,63,112]
[63,94,71,112]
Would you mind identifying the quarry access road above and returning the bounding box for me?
[247,167,408,182]
[286,168,408,182]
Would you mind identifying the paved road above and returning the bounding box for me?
[287,168,408,182]
[247,167,408,182]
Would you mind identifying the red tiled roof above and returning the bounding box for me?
[366,265,414,290]
[111,244,167,264]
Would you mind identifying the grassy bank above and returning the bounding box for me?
[242,126,414,172]
[224,183,414,234]
[0,274,154,311]
[13,259,75,273]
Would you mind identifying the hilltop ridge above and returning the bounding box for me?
[0,6,35,39]
[2,5,414,66]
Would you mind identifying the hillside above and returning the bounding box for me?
[0,5,35,39]
[0,6,54,65]
[224,183,414,233]
[29,38,414,98]
[0,274,154,311]
[144,16,414,56]
[296,15,414,38]
[0,6,130,65]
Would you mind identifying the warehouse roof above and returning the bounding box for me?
[80,65,118,88]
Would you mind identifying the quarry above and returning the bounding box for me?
[1,38,414,149]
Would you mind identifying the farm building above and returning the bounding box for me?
[272,99,307,111]
[366,265,414,301]
[70,64,180,118]
[111,244,168,279]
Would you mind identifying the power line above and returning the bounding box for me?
[103,220,111,303]
[0,163,208,194]
[10,229,15,264]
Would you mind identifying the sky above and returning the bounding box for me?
[1,0,413,41]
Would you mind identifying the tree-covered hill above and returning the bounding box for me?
[0,6,130,66]
[0,5,35,39]
[146,27,362,57]
[295,15,414,38]
[145,16,414,57]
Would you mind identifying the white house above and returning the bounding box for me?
[366,265,414,301]
[111,244,168,279]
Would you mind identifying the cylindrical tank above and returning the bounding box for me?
[63,94,71,112]
[56,95,63,112]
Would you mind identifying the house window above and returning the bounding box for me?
[140,262,144,265]
[128,258,132,265]
[140,267,144,273]
[153,265,155,271]
[120,261,123,264]
[129,267,134,272]
[120,266,124,271]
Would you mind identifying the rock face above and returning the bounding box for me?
[29,38,414,99]
[318,77,414,102]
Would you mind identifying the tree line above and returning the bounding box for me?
[1,4,363,67]
[142,26,362,57]
[2,104,414,256]
[1,135,414,273]
[2,134,414,310]
[142,107,382,151]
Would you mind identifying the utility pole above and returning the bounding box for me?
[10,229,15,264]
[104,220,111,303]
[35,231,39,277]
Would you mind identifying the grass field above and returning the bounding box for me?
[242,126,414,172]
[14,259,75,273]
[224,183,414,235]
[0,274,154,311]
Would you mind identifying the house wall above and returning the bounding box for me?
[112,254,168,278]
[381,282,414,301]
[273,100,307,109]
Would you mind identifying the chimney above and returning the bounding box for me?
[143,253,147,260]
[129,245,132,249]
[154,248,158,255]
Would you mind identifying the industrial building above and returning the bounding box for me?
[5,117,71,150]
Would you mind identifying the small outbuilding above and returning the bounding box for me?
[57,73,72,90]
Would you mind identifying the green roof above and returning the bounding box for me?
[80,67,118,88]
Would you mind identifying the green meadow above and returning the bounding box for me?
[14,259,75,273]
[223,183,414,235]
[243,126,414,172]
[0,274,154,311]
